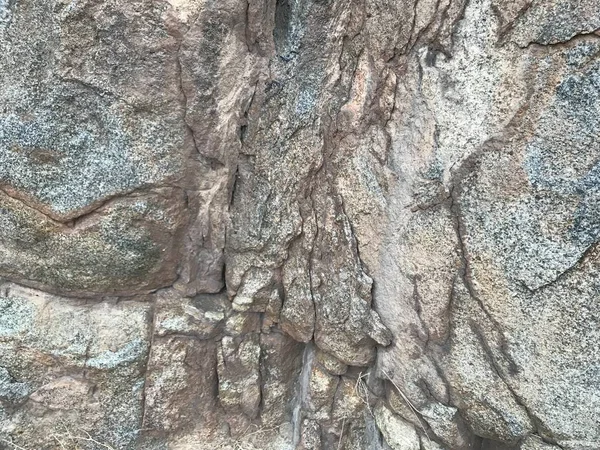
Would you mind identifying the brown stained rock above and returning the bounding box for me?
[154,289,229,339]
[0,0,200,297]
[259,332,304,427]
[225,0,392,368]
[310,191,392,366]
[231,267,280,313]
[175,0,263,298]
[262,288,284,332]
[143,337,219,434]
[224,312,262,337]
[281,228,317,343]
[0,188,188,296]
[217,334,262,421]
[1,0,600,448]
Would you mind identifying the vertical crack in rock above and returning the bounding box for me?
[2,0,600,448]
[448,181,537,440]
[449,179,519,364]
[177,40,201,157]
[365,407,386,450]
[291,342,316,447]
[468,320,552,443]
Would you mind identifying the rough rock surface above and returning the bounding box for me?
[0,0,599,449]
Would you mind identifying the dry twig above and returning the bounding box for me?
[0,438,28,450]
[381,369,431,442]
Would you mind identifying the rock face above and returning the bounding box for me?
[0,0,598,449]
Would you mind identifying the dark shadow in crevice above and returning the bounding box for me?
[274,0,293,56]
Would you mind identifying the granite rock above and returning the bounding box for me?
[1,0,599,448]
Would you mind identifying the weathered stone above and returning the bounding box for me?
[0,367,30,404]
[420,440,448,450]
[155,289,229,339]
[341,423,369,450]
[231,267,279,313]
[373,0,600,449]
[217,334,262,421]
[310,193,393,366]
[0,189,188,296]
[0,0,196,297]
[306,364,339,421]
[374,404,421,450]
[143,337,219,434]
[519,436,562,450]
[281,232,316,343]
[259,332,304,427]
[332,376,367,422]
[2,0,600,448]
[298,419,322,450]
[440,279,533,444]
[224,312,262,337]
[0,283,150,449]
[315,350,348,376]
[420,402,475,450]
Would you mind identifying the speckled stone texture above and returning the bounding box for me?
[0,0,599,449]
